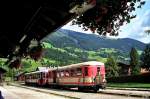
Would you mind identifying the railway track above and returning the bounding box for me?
[9,83,149,99]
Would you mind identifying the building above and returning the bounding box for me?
[118,62,131,76]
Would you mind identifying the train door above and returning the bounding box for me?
[96,66,101,84]
[52,71,57,83]
[83,66,88,84]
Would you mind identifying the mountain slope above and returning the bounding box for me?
[43,29,146,52]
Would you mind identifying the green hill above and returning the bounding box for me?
[43,29,146,52]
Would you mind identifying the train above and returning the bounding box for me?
[25,61,106,92]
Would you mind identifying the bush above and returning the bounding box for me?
[107,73,150,83]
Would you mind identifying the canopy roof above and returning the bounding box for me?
[0,0,77,60]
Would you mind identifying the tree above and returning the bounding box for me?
[105,55,120,77]
[140,44,150,71]
[130,47,140,75]
[73,0,145,36]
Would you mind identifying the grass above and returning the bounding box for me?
[107,83,150,89]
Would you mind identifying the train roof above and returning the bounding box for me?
[25,61,104,73]
[25,70,48,75]
[58,61,104,70]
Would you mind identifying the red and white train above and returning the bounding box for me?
[25,61,106,92]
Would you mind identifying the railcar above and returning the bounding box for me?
[25,61,106,92]
[53,61,106,92]
[25,70,48,86]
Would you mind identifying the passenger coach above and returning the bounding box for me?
[25,61,106,92]
[25,70,48,86]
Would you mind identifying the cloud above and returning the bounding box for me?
[141,10,150,27]
[120,9,150,43]
[62,21,94,34]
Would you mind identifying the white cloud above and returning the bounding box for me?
[62,21,93,34]
[125,9,150,43]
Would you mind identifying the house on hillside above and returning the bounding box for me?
[117,61,150,76]
[118,62,131,76]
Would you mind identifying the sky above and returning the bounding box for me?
[62,0,150,44]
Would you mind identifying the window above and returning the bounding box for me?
[42,73,45,78]
[97,67,100,75]
[70,69,75,76]
[46,73,49,78]
[57,72,60,77]
[60,71,64,77]
[65,70,70,77]
[34,74,36,79]
[76,68,82,76]
[84,67,88,76]
[97,67,100,72]
[48,72,52,78]
[38,74,40,78]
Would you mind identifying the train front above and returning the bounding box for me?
[78,61,106,92]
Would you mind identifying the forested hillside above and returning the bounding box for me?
[43,29,146,52]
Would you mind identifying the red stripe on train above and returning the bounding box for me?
[59,82,95,85]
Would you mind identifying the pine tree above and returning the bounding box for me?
[140,44,150,71]
[130,47,140,75]
[105,55,119,77]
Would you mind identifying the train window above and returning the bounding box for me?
[84,67,88,76]
[30,75,31,79]
[35,74,37,79]
[42,73,45,78]
[65,70,69,77]
[46,73,49,78]
[49,72,51,78]
[60,71,64,77]
[57,72,60,77]
[39,74,41,78]
[36,74,38,78]
[97,67,100,75]
[97,67,100,72]
[34,74,36,79]
[33,74,35,79]
[70,69,75,76]
[26,75,28,79]
[34,74,35,79]
[76,68,82,76]
[37,74,39,78]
